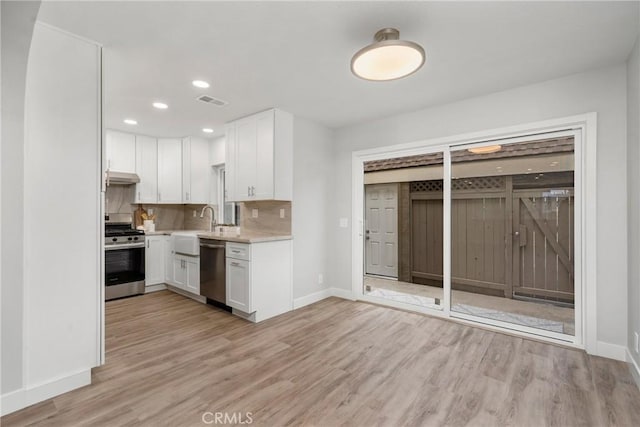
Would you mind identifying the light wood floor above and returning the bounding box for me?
[3,290,639,427]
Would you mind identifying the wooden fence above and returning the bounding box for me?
[409,173,574,302]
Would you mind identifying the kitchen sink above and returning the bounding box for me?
[171,231,201,256]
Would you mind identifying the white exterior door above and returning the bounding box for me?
[365,184,398,278]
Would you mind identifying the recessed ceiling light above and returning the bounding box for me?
[468,145,502,154]
[202,128,214,133]
[351,28,425,81]
[123,119,137,125]
[192,80,210,89]
[152,102,168,109]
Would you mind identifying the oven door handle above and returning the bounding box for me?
[105,243,146,251]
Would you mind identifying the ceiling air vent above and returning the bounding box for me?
[196,95,228,107]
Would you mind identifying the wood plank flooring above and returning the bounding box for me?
[3,290,639,426]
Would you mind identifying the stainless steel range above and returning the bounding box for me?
[105,214,145,300]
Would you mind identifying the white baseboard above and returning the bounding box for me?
[293,289,331,309]
[627,349,640,390]
[145,283,167,293]
[166,285,206,303]
[595,341,627,361]
[293,287,355,310]
[330,287,355,301]
[0,369,91,416]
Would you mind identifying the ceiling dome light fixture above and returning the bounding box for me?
[192,80,210,89]
[351,28,425,81]
[202,128,214,133]
[152,102,168,109]
[123,119,137,125]
[468,145,502,154]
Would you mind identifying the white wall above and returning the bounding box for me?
[0,0,41,398]
[292,117,334,301]
[331,65,628,351]
[627,36,640,370]
[24,22,101,386]
[1,22,102,415]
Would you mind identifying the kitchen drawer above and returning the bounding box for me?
[226,242,251,261]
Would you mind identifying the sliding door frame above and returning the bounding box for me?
[351,113,596,352]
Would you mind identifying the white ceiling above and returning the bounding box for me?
[37,1,639,138]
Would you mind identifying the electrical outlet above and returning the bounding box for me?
[635,332,639,353]
[148,208,154,215]
[339,218,348,228]
[252,209,259,218]
[318,274,324,284]
[193,210,197,217]
[280,208,285,219]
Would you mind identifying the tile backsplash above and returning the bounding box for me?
[105,185,134,214]
[240,201,291,234]
[105,185,290,235]
[183,204,217,230]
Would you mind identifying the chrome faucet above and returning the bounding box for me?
[199,205,216,232]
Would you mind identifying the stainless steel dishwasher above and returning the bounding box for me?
[199,239,226,305]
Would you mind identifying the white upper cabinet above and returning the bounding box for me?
[225,109,293,202]
[224,125,237,201]
[105,130,136,173]
[182,137,210,204]
[135,135,158,204]
[157,138,182,203]
[209,136,225,166]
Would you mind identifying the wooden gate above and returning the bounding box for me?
[512,189,574,302]
[409,173,574,303]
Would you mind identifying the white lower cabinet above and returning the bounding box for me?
[164,237,174,284]
[184,257,199,294]
[145,236,167,286]
[226,258,251,312]
[172,254,200,295]
[225,240,292,322]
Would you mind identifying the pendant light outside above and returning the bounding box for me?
[351,28,425,81]
[468,145,502,154]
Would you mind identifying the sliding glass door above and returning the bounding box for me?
[363,151,444,310]
[449,134,577,339]
[359,130,581,342]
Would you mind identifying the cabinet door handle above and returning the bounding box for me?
[138,191,141,200]
[158,192,161,202]
[186,192,190,201]
[147,240,149,249]
[252,186,255,196]
[231,262,240,267]
[247,186,250,197]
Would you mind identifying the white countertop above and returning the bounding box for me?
[145,229,292,243]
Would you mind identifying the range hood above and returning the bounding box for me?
[105,170,140,186]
